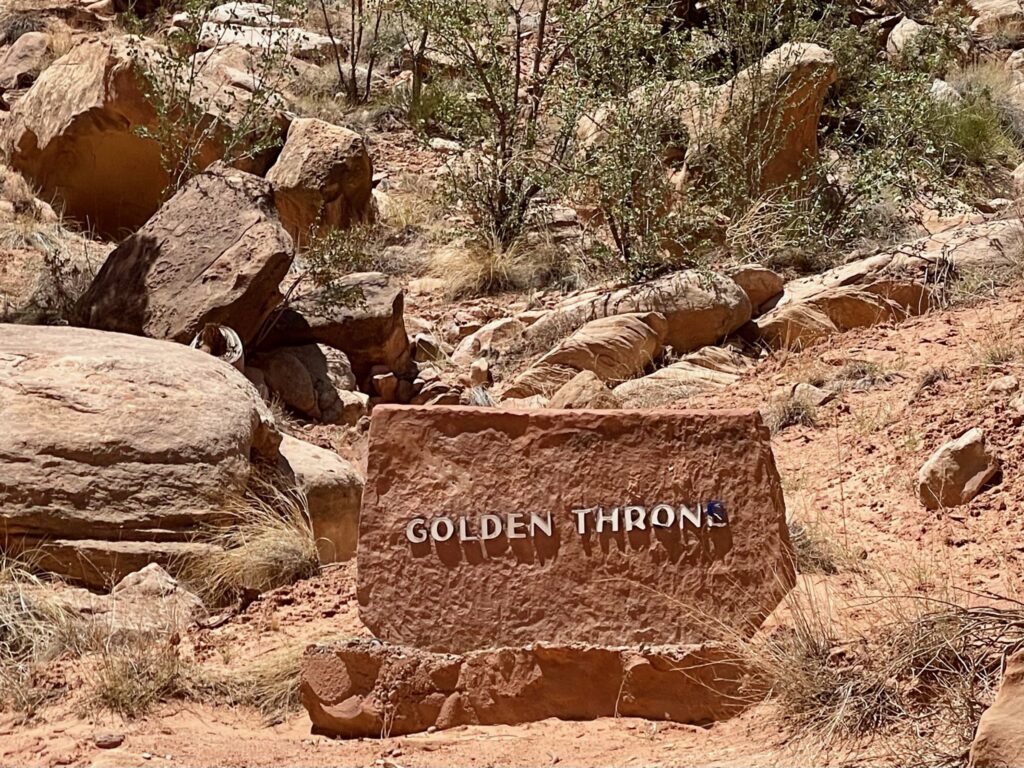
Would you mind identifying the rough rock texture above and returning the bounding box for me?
[278,434,363,563]
[756,281,931,350]
[75,163,293,345]
[358,405,793,653]
[918,428,1001,510]
[3,38,279,238]
[887,16,925,55]
[547,370,620,409]
[710,43,837,191]
[302,640,747,737]
[257,272,412,380]
[451,317,527,367]
[614,347,750,408]
[728,264,784,316]
[0,31,51,90]
[0,324,279,586]
[969,0,1024,41]
[502,313,666,398]
[970,649,1024,767]
[249,344,361,424]
[525,271,750,355]
[266,118,373,246]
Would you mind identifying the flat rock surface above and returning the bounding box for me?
[357,405,793,652]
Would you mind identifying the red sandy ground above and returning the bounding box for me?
[3,287,1023,767]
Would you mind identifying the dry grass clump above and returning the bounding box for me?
[428,231,572,299]
[0,13,43,46]
[180,474,320,606]
[198,647,304,724]
[787,520,840,575]
[765,393,818,434]
[832,360,897,390]
[87,635,189,719]
[0,555,82,716]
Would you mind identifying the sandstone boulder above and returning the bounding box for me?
[75,163,293,345]
[278,434,363,563]
[887,17,925,55]
[258,272,411,380]
[266,118,373,247]
[358,406,793,653]
[969,0,1024,41]
[0,324,279,587]
[451,317,527,367]
[502,312,666,398]
[613,347,749,407]
[971,649,1024,767]
[728,264,784,315]
[4,37,285,238]
[249,344,363,424]
[918,428,1000,510]
[756,281,931,350]
[525,270,750,355]
[302,640,746,737]
[0,31,50,90]
[547,370,620,409]
[709,43,837,191]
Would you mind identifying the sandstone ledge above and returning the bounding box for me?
[301,640,748,737]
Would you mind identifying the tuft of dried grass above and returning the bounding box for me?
[787,520,840,576]
[428,231,569,299]
[196,647,304,724]
[180,473,320,607]
[765,393,818,434]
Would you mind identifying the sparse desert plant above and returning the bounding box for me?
[0,13,43,46]
[765,394,818,433]
[87,635,189,719]
[973,327,1021,370]
[196,647,304,724]
[787,520,840,575]
[428,232,564,299]
[180,473,320,606]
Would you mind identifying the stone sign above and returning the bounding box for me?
[357,405,793,653]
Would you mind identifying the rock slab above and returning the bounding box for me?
[971,649,1024,767]
[0,324,278,586]
[357,405,793,653]
[301,639,746,737]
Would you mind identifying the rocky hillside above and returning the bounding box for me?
[3,0,1024,764]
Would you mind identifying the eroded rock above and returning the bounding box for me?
[918,428,1000,510]
[302,640,747,737]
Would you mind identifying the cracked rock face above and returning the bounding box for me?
[357,405,793,653]
[0,324,279,586]
[301,640,749,737]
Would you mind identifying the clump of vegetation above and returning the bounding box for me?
[180,473,320,606]
[788,520,840,575]
[0,13,43,46]
[766,393,818,433]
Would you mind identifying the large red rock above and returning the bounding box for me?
[357,405,793,653]
[75,163,293,345]
[301,640,746,737]
[971,649,1024,767]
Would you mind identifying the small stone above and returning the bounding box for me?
[918,427,1000,510]
[469,358,490,388]
[142,752,152,760]
[93,733,124,749]
[987,375,1019,394]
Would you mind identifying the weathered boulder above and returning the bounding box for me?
[3,37,285,238]
[266,118,373,247]
[525,270,751,355]
[502,312,666,399]
[0,324,279,587]
[302,640,746,737]
[451,317,527,367]
[971,649,1024,767]
[358,405,793,653]
[728,264,784,315]
[969,0,1024,41]
[756,281,931,350]
[0,31,50,90]
[547,370,620,409]
[249,344,362,424]
[613,347,749,407]
[278,434,363,563]
[918,428,1000,510]
[257,272,412,380]
[708,43,837,191]
[887,17,925,55]
[75,163,293,345]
